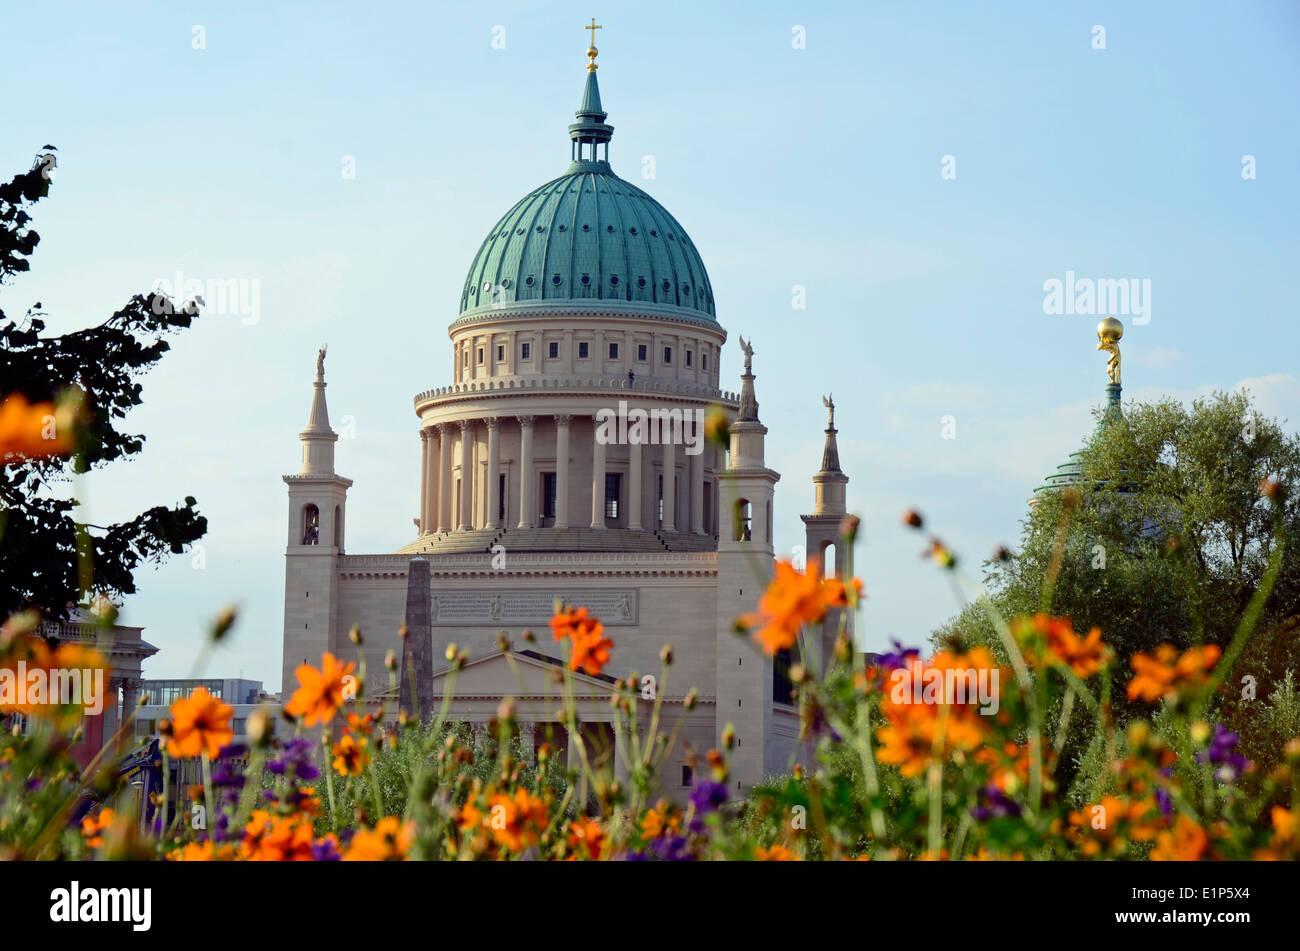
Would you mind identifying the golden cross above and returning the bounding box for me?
[584,17,602,48]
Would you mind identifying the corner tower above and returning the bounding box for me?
[715,338,781,791]
[282,348,352,693]
[801,396,852,667]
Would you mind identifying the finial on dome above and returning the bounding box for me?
[584,18,602,72]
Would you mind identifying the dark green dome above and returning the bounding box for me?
[457,71,716,323]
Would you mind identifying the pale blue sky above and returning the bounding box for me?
[5,1,1298,689]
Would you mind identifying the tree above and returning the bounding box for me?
[0,149,207,619]
[933,391,1298,755]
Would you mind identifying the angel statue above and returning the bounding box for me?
[822,393,835,429]
[738,335,754,374]
[316,344,328,380]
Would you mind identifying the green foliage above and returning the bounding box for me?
[0,149,207,617]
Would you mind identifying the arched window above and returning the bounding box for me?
[334,505,343,552]
[821,541,837,578]
[733,498,751,541]
[302,504,320,545]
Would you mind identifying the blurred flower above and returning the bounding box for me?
[1150,815,1208,861]
[266,737,319,781]
[80,808,116,849]
[1196,723,1250,781]
[344,817,413,861]
[549,606,614,676]
[165,687,233,759]
[332,733,369,777]
[241,810,314,861]
[738,557,862,656]
[755,844,800,861]
[285,653,355,726]
[0,391,82,459]
[1127,644,1220,702]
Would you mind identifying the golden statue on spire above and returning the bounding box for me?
[1097,317,1123,385]
[584,17,602,71]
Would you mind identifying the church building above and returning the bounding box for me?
[280,40,852,792]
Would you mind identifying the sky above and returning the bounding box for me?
[4,1,1298,691]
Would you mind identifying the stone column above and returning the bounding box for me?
[628,439,643,531]
[590,417,606,530]
[521,722,537,762]
[555,414,571,529]
[516,415,535,529]
[437,424,453,533]
[458,420,474,530]
[690,438,705,534]
[662,438,676,532]
[485,417,501,529]
[419,428,430,533]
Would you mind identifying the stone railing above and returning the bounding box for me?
[414,375,739,408]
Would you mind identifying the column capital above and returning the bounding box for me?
[419,427,432,441]
[484,415,501,430]
[554,413,572,426]
[457,418,473,432]
[434,421,453,436]
[517,414,536,429]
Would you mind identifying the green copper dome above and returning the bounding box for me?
[458,71,716,323]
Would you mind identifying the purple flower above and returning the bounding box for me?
[267,737,319,781]
[311,838,342,861]
[1197,724,1249,781]
[689,780,729,815]
[211,762,245,789]
[874,639,921,672]
[651,834,696,862]
[970,783,1021,821]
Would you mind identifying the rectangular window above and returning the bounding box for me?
[477,348,484,364]
[498,473,506,521]
[609,342,619,359]
[604,473,621,520]
[497,345,504,361]
[637,344,647,362]
[703,352,709,371]
[686,350,693,368]
[663,346,672,365]
[578,341,590,359]
[522,342,531,360]
[542,473,557,519]
[548,341,559,359]
[657,474,663,523]
[681,764,693,787]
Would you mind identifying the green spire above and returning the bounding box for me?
[568,37,614,168]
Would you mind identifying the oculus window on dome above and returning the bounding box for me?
[456,28,715,322]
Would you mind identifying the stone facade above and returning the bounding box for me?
[279,60,852,792]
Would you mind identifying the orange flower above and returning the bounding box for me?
[241,810,315,861]
[285,652,355,726]
[0,392,79,459]
[755,844,800,861]
[1150,815,1208,861]
[550,607,614,676]
[344,817,413,861]
[1017,614,1109,678]
[640,801,681,839]
[1127,644,1220,702]
[738,557,862,656]
[332,733,369,776]
[167,840,236,861]
[165,687,233,758]
[485,787,549,852]
[80,808,116,849]
[566,818,605,859]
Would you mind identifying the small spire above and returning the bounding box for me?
[736,335,760,422]
[818,395,843,474]
[299,347,338,475]
[568,22,614,168]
